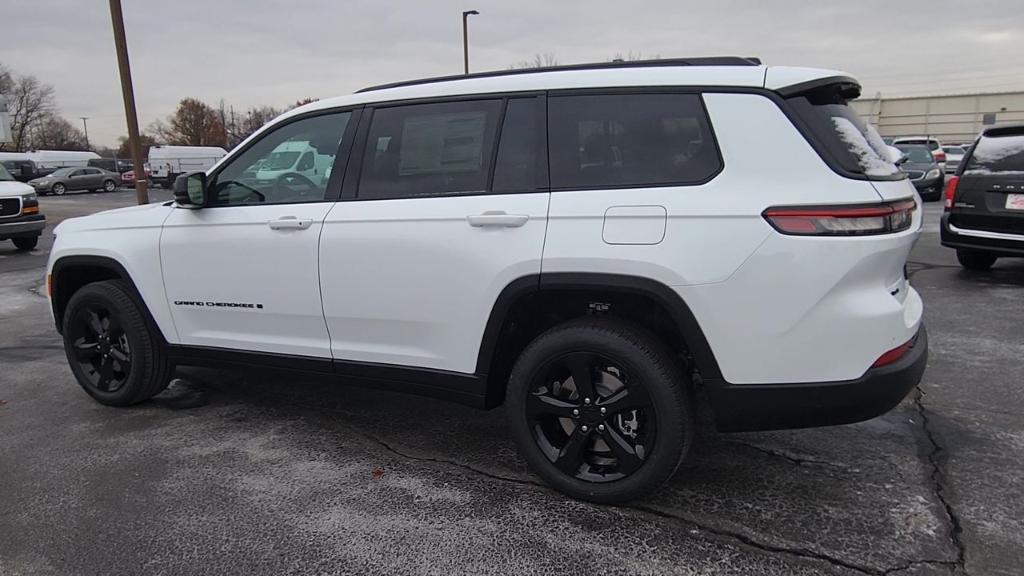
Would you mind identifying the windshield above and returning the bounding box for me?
[0,163,13,181]
[261,151,300,171]
[896,145,934,164]
[964,132,1024,174]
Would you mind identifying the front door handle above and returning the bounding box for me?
[466,211,529,228]
[268,216,313,230]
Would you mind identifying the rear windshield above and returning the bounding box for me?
[964,133,1024,175]
[787,89,901,179]
[896,145,934,164]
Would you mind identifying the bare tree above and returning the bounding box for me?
[510,53,559,70]
[29,114,88,150]
[117,133,157,159]
[611,51,660,62]
[233,105,281,144]
[0,66,56,151]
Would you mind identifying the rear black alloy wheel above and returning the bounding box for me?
[526,351,655,483]
[507,318,692,503]
[956,249,997,271]
[62,280,173,405]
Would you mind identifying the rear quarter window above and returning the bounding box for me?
[964,132,1024,175]
[547,93,721,189]
[787,88,902,180]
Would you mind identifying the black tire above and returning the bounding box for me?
[61,280,173,406]
[103,179,117,192]
[506,317,692,504]
[957,249,997,271]
[52,183,66,196]
[12,236,38,251]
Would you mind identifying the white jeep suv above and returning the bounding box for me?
[47,58,927,503]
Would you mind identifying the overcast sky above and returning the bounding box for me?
[2,0,1022,148]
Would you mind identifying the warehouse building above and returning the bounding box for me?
[851,90,1024,145]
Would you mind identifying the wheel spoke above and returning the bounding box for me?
[103,315,122,338]
[565,353,596,401]
[554,428,590,475]
[526,392,577,418]
[600,427,645,474]
[110,347,131,374]
[96,357,114,391]
[86,310,104,336]
[72,338,99,361]
[599,387,649,416]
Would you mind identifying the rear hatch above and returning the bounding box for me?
[950,126,1024,234]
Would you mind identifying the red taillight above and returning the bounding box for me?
[944,175,959,210]
[763,199,917,236]
[872,338,914,368]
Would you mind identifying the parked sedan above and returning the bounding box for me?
[895,144,944,200]
[942,145,967,173]
[28,167,121,195]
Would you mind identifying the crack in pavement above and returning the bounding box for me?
[912,386,968,575]
[358,428,956,576]
[723,439,850,468]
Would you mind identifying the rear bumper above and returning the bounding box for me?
[941,213,1024,256]
[707,325,927,432]
[0,214,46,239]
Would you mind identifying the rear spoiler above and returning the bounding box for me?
[776,76,861,100]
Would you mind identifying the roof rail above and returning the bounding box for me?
[356,56,763,93]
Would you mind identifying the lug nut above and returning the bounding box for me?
[581,425,589,432]
[600,407,606,415]
[572,409,580,417]
[598,424,605,431]
[584,397,591,405]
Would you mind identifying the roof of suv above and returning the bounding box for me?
[284,60,855,121]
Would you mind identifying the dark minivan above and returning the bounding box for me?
[941,124,1024,270]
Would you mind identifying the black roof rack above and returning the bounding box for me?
[356,56,762,93]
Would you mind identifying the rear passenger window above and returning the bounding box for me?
[547,93,721,189]
[358,100,502,199]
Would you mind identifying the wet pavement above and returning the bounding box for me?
[1,197,1021,575]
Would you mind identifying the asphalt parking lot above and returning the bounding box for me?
[1,191,1021,576]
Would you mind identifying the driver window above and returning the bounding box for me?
[208,111,351,206]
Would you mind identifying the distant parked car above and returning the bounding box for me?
[88,158,135,174]
[893,136,946,167]
[121,167,151,187]
[0,159,40,182]
[895,144,944,201]
[941,145,967,173]
[28,167,121,195]
[941,124,1024,270]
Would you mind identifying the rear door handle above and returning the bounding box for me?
[268,216,313,230]
[466,211,529,228]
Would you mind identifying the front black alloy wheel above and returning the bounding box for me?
[62,280,173,405]
[507,318,692,503]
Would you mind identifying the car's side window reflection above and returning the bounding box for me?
[208,112,351,206]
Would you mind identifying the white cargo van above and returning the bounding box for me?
[25,150,101,175]
[254,140,334,186]
[147,146,228,187]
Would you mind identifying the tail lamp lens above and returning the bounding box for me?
[872,338,914,368]
[944,175,959,210]
[763,199,917,236]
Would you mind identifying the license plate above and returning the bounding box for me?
[1007,194,1024,210]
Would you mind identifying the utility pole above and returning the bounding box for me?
[80,117,90,149]
[108,0,149,204]
[462,10,479,74]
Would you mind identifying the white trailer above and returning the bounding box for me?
[148,145,227,186]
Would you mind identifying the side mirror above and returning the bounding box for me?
[895,155,909,166]
[174,172,208,208]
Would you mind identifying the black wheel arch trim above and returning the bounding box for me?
[475,273,723,380]
[50,255,168,345]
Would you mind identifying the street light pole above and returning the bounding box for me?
[80,117,90,149]
[462,10,479,75]
[108,0,148,205]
